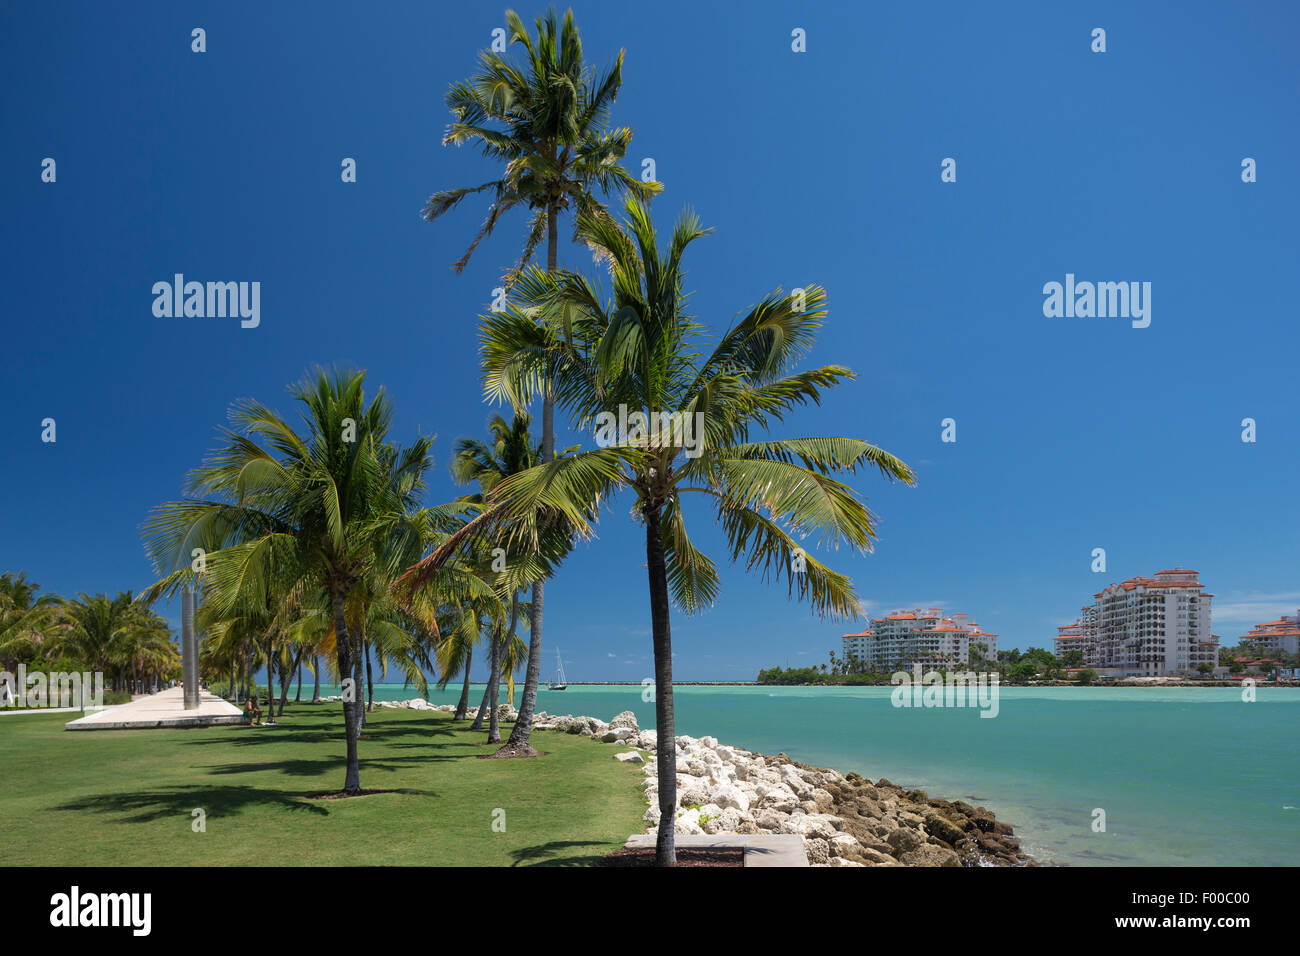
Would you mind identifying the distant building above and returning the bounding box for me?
[1074,567,1217,677]
[1055,621,1088,659]
[1239,611,1300,657]
[842,608,997,673]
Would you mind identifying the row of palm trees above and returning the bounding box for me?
[0,572,180,695]
[140,8,914,867]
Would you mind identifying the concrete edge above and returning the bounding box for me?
[65,715,250,731]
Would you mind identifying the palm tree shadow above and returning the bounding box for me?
[56,784,333,821]
[508,840,612,867]
[204,758,338,778]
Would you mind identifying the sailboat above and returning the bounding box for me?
[549,647,568,690]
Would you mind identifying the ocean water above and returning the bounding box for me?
[314,681,1300,866]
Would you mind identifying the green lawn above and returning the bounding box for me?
[1,704,648,866]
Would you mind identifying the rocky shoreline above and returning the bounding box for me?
[346,698,1038,867]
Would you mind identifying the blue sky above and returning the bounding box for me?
[3,1,1298,681]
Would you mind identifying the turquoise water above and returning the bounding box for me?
[316,682,1299,866]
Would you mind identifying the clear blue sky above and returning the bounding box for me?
[3,1,1298,681]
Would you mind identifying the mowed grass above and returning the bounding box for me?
[0,704,648,866]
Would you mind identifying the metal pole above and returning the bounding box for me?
[182,586,199,710]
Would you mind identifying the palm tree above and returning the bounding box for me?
[425,8,659,285]
[449,413,539,738]
[0,572,64,671]
[142,367,436,794]
[478,199,915,864]
[426,8,660,751]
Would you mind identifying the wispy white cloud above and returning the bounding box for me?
[1211,592,1300,628]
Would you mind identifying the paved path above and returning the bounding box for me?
[623,833,809,867]
[1,705,117,717]
[65,686,246,730]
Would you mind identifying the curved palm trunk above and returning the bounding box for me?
[353,651,366,732]
[497,203,559,757]
[470,630,496,731]
[294,657,302,702]
[454,644,473,720]
[311,655,321,703]
[278,660,289,712]
[264,636,276,721]
[365,643,374,713]
[644,505,677,866]
[471,679,491,729]
[489,590,519,743]
[331,588,362,793]
[502,582,543,753]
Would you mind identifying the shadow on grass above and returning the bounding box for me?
[181,717,458,749]
[508,840,614,867]
[56,784,334,821]
[202,753,472,780]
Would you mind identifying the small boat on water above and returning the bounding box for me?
[549,647,567,690]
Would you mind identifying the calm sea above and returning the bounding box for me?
[313,681,1300,866]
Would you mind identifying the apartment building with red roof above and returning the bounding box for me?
[842,608,997,673]
[1069,567,1218,677]
[1239,611,1300,656]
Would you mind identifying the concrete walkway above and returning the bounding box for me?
[65,686,246,730]
[623,833,809,867]
[1,704,117,717]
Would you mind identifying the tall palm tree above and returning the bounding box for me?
[142,367,436,794]
[425,8,660,285]
[426,8,660,752]
[478,199,915,864]
[449,413,538,738]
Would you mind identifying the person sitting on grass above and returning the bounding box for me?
[244,693,262,726]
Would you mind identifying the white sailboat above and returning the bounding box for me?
[549,647,568,690]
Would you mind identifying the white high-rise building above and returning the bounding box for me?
[842,608,997,673]
[1082,568,1217,677]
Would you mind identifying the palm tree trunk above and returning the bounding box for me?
[264,636,276,721]
[278,650,293,714]
[365,643,374,712]
[294,657,302,702]
[353,649,366,732]
[311,655,321,703]
[454,644,473,720]
[470,640,493,731]
[331,587,361,793]
[489,590,519,744]
[498,204,559,757]
[644,504,677,866]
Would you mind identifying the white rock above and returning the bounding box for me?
[609,710,639,730]
[711,784,751,813]
[614,751,645,764]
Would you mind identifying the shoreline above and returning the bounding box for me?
[369,698,1038,867]
[336,679,1300,690]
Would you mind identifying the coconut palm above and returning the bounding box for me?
[425,8,659,285]
[399,414,575,753]
[0,572,64,671]
[142,367,437,794]
[449,413,538,737]
[472,199,915,864]
[426,9,661,745]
